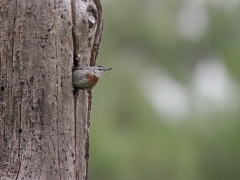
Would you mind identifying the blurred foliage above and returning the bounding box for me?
[88,0,240,180]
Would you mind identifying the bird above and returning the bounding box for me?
[72,66,113,90]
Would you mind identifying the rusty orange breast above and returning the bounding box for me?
[86,73,99,86]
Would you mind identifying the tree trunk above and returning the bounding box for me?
[0,0,102,179]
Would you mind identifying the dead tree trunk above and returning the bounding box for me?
[0,0,103,179]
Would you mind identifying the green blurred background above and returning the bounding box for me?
[88,0,240,179]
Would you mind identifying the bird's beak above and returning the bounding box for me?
[104,67,114,71]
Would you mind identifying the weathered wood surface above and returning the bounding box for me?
[0,0,102,179]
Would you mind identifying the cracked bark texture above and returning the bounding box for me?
[0,0,103,180]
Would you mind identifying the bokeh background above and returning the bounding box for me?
[88,0,240,179]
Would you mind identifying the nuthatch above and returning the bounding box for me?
[72,66,113,90]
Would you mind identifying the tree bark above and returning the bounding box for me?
[0,0,102,179]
